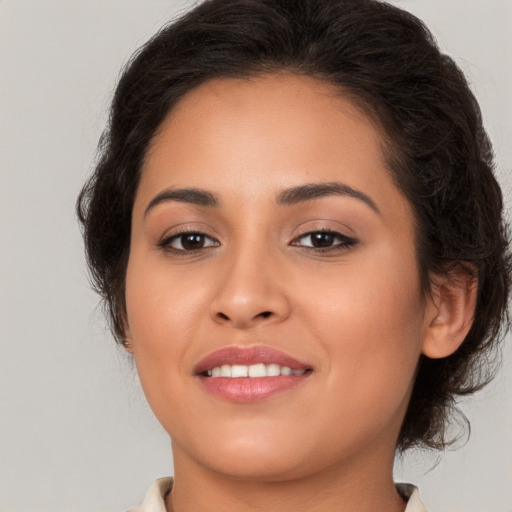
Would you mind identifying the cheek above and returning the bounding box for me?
[124,259,209,429]
[124,254,197,387]
[298,244,426,397]
[303,242,423,333]
[125,252,205,344]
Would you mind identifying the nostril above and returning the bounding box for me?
[213,310,276,325]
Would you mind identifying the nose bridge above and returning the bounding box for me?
[209,233,290,328]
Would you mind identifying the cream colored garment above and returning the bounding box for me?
[128,477,428,512]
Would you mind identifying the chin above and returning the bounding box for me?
[176,428,316,482]
[202,454,310,482]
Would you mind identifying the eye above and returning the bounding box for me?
[291,230,357,251]
[159,232,219,252]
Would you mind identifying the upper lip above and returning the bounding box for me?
[194,345,311,375]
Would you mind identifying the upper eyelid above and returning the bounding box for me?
[292,229,356,243]
[158,229,219,247]
[156,225,357,248]
[166,230,218,240]
[289,217,356,236]
[158,224,218,240]
[291,224,356,239]
[296,228,345,236]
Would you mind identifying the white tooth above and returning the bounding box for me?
[266,364,281,377]
[212,366,221,377]
[291,369,305,376]
[207,369,213,377]
[231,365,248,378]
[280,366,292,376]
[248,363,266,378]
[220,364,232,377]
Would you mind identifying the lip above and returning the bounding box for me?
[194,345,313,403]
[194,345,310,374]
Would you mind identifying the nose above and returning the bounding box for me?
[209,248,291,329]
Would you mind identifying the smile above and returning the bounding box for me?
[195,346,313,402]
[206,363,307,378]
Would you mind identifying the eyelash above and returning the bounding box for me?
[158,229,357,255]
[158,229,220,254]
[290,230,358,253]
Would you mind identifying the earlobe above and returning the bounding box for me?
[421,269,478,359]
[119,307,135,353]
[123,337,134,353]
[122,322,134,354]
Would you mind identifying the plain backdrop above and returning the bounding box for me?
[1,1,511,511]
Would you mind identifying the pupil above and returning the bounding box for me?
[312,232,334,247]
[182,234,204,250]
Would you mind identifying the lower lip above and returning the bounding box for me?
[198,374,311,402]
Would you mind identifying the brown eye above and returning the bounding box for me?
[180,234,206,250]
[293,230,357,251]
[163,232,219,251]
[310,232,336,247]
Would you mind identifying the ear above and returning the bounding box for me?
[122,336,134,354]
[121,320,134,354]
[117,303,135,353]
[422,268,478,359]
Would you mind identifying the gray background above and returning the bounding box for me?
[1,1,510,511]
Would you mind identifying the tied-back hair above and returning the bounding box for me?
[77,0,511,451]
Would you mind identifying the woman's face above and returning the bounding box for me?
[125,74,432,481]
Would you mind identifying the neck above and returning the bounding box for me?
[166,442,406,512]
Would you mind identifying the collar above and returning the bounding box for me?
[129,477,427,512]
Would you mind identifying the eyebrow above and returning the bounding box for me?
[144,187,220,217]
[276,182,380,214]
[144,181,379,217]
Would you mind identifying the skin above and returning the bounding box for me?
[124,74,475,512]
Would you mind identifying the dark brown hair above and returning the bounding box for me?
[77,0,511,451]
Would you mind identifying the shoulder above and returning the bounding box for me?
[396,483,428,512]
[127,477,173,512]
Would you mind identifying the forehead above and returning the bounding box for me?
[149,73,384,161]
[138,73,405,218]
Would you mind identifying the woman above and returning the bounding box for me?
[77,0,510,510]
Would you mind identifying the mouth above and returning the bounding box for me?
[203,363,308,378]
[194,345,313,402]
